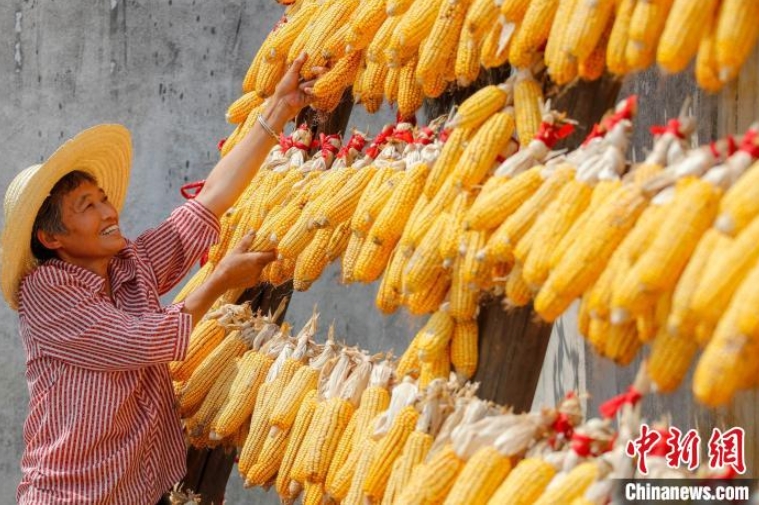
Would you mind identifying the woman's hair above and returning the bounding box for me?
[31,170,98,262]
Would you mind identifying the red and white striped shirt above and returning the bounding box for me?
[16,199,219,505]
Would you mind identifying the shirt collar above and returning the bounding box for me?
[44,244,137,295]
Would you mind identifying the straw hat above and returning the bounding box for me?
[1,124,132,310]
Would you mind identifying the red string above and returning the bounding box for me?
[599,386,642,419]
[582,95,637,145]
[279,132,294,151]
[551,413,574,438]
[738,129,759,158]
[366,125,396,159]
[650,118,685,139]
[535,122,575,149]
[392,129,415,144]
[319,133,341,159]
[217,138,226,151]
[180,180,205,200]
[337,133,368,158]
[571,433,593,457]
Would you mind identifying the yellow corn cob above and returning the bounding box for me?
[321,22,352,63]
[403,213,449,294]
[502,260,530,304]
[466,0,500,41]
[185,359,238,440]
[522,179,593,288]
[302,0,360,77]
[242,36,268,94]
[513,70,543,148]
[465,165,544,231]
[303,482,325,505]
[534,461,601,505]
[536,183,649,322]
[501,0,531,22]
[625,0,675,71]
[444,446,512,505]
[450,256,481,320]
[406,269,451,315]
[416,0,471,86]
[396,335,422,379]
[577,291,591,337]
[715,0,759,83]
[302,397,356,483]
[367,14,402,64]
[456,33,482,87]
[579,14,613,81]
[603,321,642,365]
[245,422,290,487]
[353,57,369,103]
[424,128,472,199]
[169,318,226,381]
[236,381,275,476]
[485,165,575,262]
[716,160,759,236]
[269,365,319,432]
[269,257,296,286]
[352,171,406,237]
[276,217,316,262]
[370,164,430,246]
[549,178,622,269]
[210,350,273,439]
[263,169,305,214]
[255,56,287,98]
[509,0,560,68]
[325,414,358,492]
[439,191,474,266]
[276,390,318,500]
[341,438,378,505]
[354,239,396,283]
[249,202,302,252]
[267,1,319,63]
[419,48,452,98]
[293,228,332,291]
[544,0,580,85]
[488,457,557,505]
[226,91,265,124]
[689,220,759,336]
[363,405,421,500]
[397,55,424,119]
[402,182,457,254]
[419,347,451,389]
[648,325,699,393]
[479,19,513,69]
[605,0,635,75]
[452,108,516,189]
[460,229,492,288]
[178,331,248,416]
[326,221,354,262]
[382,431,434,505]
[395,0,447,58]
[342,233,365,284]
[287,4,320,65]
[695,14,723,93]
[401,443,464,504]
[562,0,616,63]
[384,64,401,104]
[345,0,388,52]
[386,0,414,16]
[450,84,512,130]
[312,51,363,112]
[376,247,407,314]
[416,310,456,361]
[451,319,478,381]
[657,0,719,73]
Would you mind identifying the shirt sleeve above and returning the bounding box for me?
[134,199,220,296]
[21,274,192,372]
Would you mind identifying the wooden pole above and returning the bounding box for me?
[180,90,355,504]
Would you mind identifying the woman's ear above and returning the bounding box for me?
[36,228,62,251]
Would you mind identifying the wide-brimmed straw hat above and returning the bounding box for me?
[1,124,132,310]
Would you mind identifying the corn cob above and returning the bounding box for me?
[169,318,226,381]
[363,405,421,501]
[185,359,238,441]
[562,0,616,64]
[302,0,360,77]
[293,228,332,291]
[342,438,378,505]
[324,414,358,494]
[370,163,430,246]
[657,0,719,73]
[245,421,291,487]
[544,0,580,85]
[376,247,406,314]
[210,350,273,440]
[403,213,449,294]
[242,36,267,94]
[396,336,422,379]
[501,0,530,22]
[480,19,513,69]
[352,171,406,237]
[456,33,482,87]
[382,431,434,505]
[466,0,500,41]
[321,22,352,64]
[178,330,249,416]
[402,181,458,255]
[513,70,544,148]
[695,14,723,93]
[398,443,464,504]
[488,457,557,505]
[384,64,401,104]
[226,91,266,124]
[416,310,456,362]
[394,0,446,60]
[715,0,759,83]
[407,268,451,315]
[301,397,356,483]
[465,165,544,231]
[397,55,424,119]
[354,239,396,283]
[450,256,481,320]
[312,52,363,112]
[345,0,388,52]
[716,160,759,236]
[342,233,365,284]
[605,0,635,75]
[254,56,287,98]
[534,461,601,505]
[367,14,402,64]
[444,446,512,505]
[509,0,560,68]
[451,319,478,382]
[579,14,613,81]
[625,0,675,71]
[452,108,516,189]
[449,83,512,130]
[439,191,475,266]
[424,128,472,198]
[276,389,318,500]
[269,367,319,434]
[419,347,451,389]
[536,183,649,322]
[326,221,354,262]
[648,326,699,393]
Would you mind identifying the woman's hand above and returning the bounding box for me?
[269,53,320,120]
[213,232,276,290]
